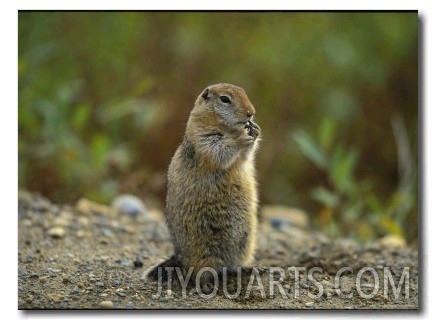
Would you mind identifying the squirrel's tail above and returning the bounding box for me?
[145,255,181,282]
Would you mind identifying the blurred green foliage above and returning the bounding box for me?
[18,12,418,243]
[294,117,417,241]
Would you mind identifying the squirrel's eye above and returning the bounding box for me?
[220,96,231,104]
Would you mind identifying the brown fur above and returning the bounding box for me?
[146,83,260,281]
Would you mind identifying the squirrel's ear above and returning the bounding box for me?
[201,88,209,100]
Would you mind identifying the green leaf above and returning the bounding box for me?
[311,187,339,208]
[131,76,154,96]
[344,202,363,221]
[72,103,91,130]
[319,117,336,150]
[294,131,327,168]
[379,217,404,237]
[366,193,385,214]
[330,146,358,193]
[387,190,415,223]
[91,133,110,167]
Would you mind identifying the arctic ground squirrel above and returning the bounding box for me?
[146,83,261,283]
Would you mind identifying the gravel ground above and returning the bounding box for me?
[18,191,418,310]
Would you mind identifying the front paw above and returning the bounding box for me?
[244,120,260,139]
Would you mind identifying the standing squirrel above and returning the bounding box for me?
[146,83,261,282]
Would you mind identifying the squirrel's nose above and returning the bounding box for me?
[246,105,255,119]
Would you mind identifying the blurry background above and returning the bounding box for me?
[18,12,418,243]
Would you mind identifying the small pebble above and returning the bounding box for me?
[116,291,126,297]
[47,227,66,239]
[300,282,309,289]
[76,231,86,238]
[134,257,143,268]
[48,293,64,303]
[305,301,314,307]
[116,259,130,267]
[323,289,335,299]
[18,269,28,278]
[39,276,48,283]
[111,194,147,217]
[70,289,80,295]
[102,228,114,238]
[270,218,284,230]
[76,198,110,215]
[283,284,292,293]
[22,219,32,227]
[112,279,122,286]
[99,300,114,308]
[53,217,71,227]
[262,205,309,229]
[378,235,406,248]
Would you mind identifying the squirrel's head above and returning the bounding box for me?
[189,83,256,133]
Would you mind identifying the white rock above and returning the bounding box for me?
[47,227,65,238]
[262,205,309,229]
[305,301,314,307]
[99,300,114,308]
[378,234,406,248]
[111,194,147,217]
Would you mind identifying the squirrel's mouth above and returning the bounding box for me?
[238,118,254,126]
[244,120,260,138]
